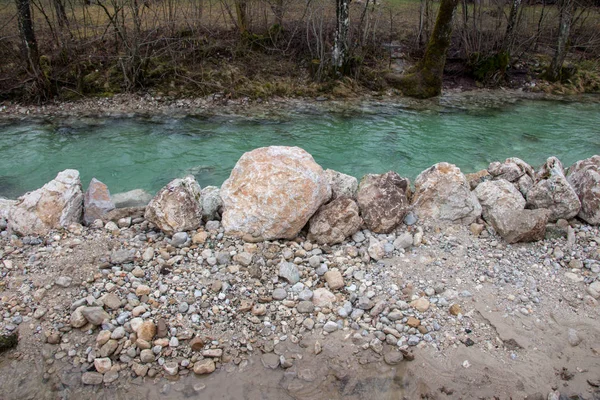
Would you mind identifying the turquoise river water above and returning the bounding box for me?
[0,98,599,198]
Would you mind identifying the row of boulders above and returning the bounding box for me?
[1,146,599,245]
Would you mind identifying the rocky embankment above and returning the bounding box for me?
[0,148,599,399]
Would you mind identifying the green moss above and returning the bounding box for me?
[469,52,510,83]
[0,333,18,353]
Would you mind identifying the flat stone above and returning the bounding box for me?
[297,301,315,313]
[410,298,430,312]
[278,261,300,284]
[324,270,344,290]
[81,307,110,326]
[261,353,280,369]
[384,351,404,365]
[272,288,287,300]
[94,357,112,374]
[82,372,103,385]
[323,321,338,333]
[193,359,216,375]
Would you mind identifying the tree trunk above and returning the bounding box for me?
[501,0,521,54]
[332,0,350,75]
[52,0,69,28]
[547,0,573,81]
[235,0,248,34]
[387,0,459,98]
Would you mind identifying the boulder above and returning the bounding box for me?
[200,186,223,221]
[567,155,600,225]
[356,171,409,233]
[220,146,331,242]
[325,169,358,200]
[111,189,153,208]
[488,157,535,196]
[465,169,491,190]
[0,198,16,221]
[83,178,115,225]
[8,169,83,236]
[474,179,526,222]
[412,163,481,224]
[488,209,549,243]
[526,157,580,222]
[308,197,362,245]
[144,176,203,234]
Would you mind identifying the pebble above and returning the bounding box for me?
[193,359,216,375]
[323,321,338,333]
[82,372,104,385]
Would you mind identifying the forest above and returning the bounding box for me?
[1,0,599,101]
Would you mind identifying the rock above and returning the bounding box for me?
[272,288,287,300]
[83,178,115,225]
[312,288,336,308]
[261,353,280,369]
[384,351,404,365]
[193,359,216,375]
[488,209,550,243]
[101,293,121,310]
[449,304,462,316]
[132,362,149,377]
[307,197,362,245]
[278,261,300,284]
[297,301,315,313]
[356,171,409,233]
[465,169,491,190]
[588,281,600,299]
[94,357,112,374]
[55,276,72,288]
[0,198,16,221]
[9,169,83,236]
[200,186,223,221]
[81,307,110,325]
[470,223,485,236]
[171,232,189,247]
[568,328,582,347]
[104,207,144,223]
[192,231,208,244]
[323,321,338,333]
[526,157,580,222]
[233,252,253,266]
[394,232,413,250]
[368,239,386,261]
[324,270,344,290]
[567,155,600,224]
[325,169,358,199]
[140,349,155,363]
[190,337,205,351]
[144,176,203,234]
[117,217,131,228]
[99,339,119,357]
[111,189,152,208]
[135,284,151,296]
[163,361,179,376]
[70,306,87,328]
[410,298,430,312]
[82,372,103,385]
[406,317,420,327]
[221,146,331,241]
[488,157,535,196]
[111,248,135,264]
[137,320,157,342]
[474,179,526,222]
[202,349,223,358]
[412,162,481,224]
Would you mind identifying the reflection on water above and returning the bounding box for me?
[1,99,600,198]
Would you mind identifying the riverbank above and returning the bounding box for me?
[0,213,599,399]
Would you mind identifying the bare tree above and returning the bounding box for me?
[547,0,574,81]
[332,0,350,75]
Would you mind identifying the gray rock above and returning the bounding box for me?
[325,169,358,200]
[82,372,103,385]
[308,197,362,245]
[111,248,135,264]
[278,261,300,284]
[111,189,152,208]
[298,289,313,301]
[272,288,287,300]
[357,171,410,233]
[297,301,315,313]
[474,179,526,222]
[384,351,404,365]
[261,353,280,369]
[216,251,231,265]
[55,276,72,288]
[393,233,413,250]
[81,307,110,326]
[568,328,582,347]
[200,186,223,221]
[83,178,115,225]
[407,335,420,346]
[567,155,600,225]
[352,231,365,243]
[323,321,339,333]
[489,209,549,243]
[171,232,189,247]
[368,239,386,261]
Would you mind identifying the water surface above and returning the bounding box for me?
[1,98,599,198]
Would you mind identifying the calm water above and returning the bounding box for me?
[1,98,599,198]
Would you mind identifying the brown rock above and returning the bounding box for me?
[144,176,203,234]
[324,270,344,290]
[190,336,205,351]
[410,297,430,312]
[412,163,481,224]
[308,197,362,245]
[324,169,358,200]
[83,178,115,225]
[474,179,526,222]
[488,208,550,243]
[406,317,420,327]
[192,231,209,244]
[449,303,462,316]
[465,169,491,190]
[220,146,331,242]
[567,155,600,225]
[193,359,216,375]
[137,320,157,342]
[488,157,535,196]
[356,171,409,233]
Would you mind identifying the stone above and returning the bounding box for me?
[144,176,203,234]
[526,157,580,222]
[406,317,420,327]
[410,298,430,312]
[568,328,582,347]
[278,261,300,284]
[163,362,179,376]
[368,239,386,261]
[566,155,600,224]
[140,349,155,363]
[312,288,336,308]
[221,146,331,241]
[83,178,115,225]
[82,372,103,385]
[488,209,550,244]
[99,340,119,357]
[233,252,253,266]
[81,307,110,325]
[202,349,223,358]
[384,351,404,365]
[261,353,280,369]
[200,186,223,221]
[323,321,338,333]
[0,198,16,221]
[474,179,526,222]
[488,157,535,196]
[193,359,216,375]
[136,285,151,296]
[103,370,119,384]
[94,357,112,374]
[297,301,315,313]
[272,288,287,300]
[192,231,209,244]
[356,171,409,233]
[117,217,131,228]
[171,232,189,247]
[393,232,413,250]
[111,248,135,264]
[190,337,205,351]
[133,362,149,377]
[449,304,462,316]
[111,189,152,208]
[324,169,358,200]
[55,276,72,288]
[101,293,121,310]
[9,169,83,236]
[465,169,491,190]
[307,197,362,245]
[324,270,344,290]
[412,162,481,224]
[137,320,157,342]
[70,306,87,328]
